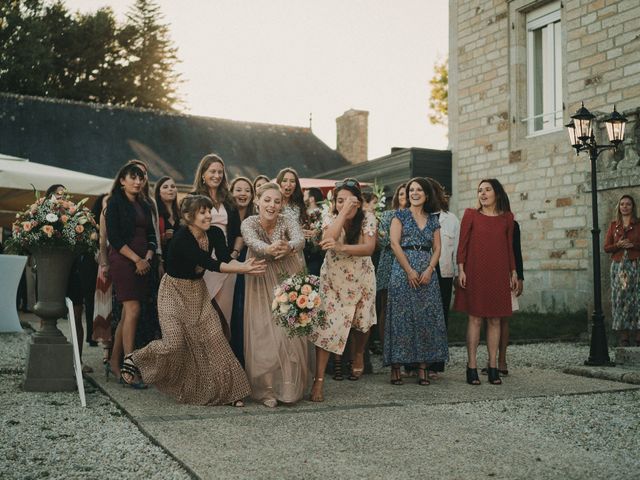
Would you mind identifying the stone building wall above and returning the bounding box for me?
[449,0,640,315]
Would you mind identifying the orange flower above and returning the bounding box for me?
[60,215,69,223]
[313,296,321,307]
[41,225,54,237]
[298,312,310,325]
[300,284,312,295]
[288,291,298,302]
[22,222,32,232]
[296,295,308,308]
[75,225,85,234]
[90,231,98,241]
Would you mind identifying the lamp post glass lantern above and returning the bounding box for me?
[566,103,627,367]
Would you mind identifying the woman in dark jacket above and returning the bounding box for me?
[106,163,157,383]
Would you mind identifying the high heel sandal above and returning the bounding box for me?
[466,366,481,385]
[332,357,344,381]
[310,378,324,402]
[348,365,364,381]
[390,366,403,385]
[417,367,430,386]
[487,367,502,385]
[120,354,148,389]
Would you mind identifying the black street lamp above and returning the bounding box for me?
[565,103,627,366]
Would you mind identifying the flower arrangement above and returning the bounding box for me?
[372,181,387,222]
[7,192,99,255]
[305,208,324,251]
[272,272,326,338]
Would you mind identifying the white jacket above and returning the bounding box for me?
[437,210,460,278]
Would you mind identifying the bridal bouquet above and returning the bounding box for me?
[7,192,98,255]
[305,208,324,251]
[272,272,325,337]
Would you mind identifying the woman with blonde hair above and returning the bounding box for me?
[604,194,640,346]
[242,182,310,407]
[192,154,243,334]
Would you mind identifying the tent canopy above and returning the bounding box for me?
[0,156,113,227]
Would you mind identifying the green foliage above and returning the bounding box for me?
[0,0,181,110]
[427,57,448,126]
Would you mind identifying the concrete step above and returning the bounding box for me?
[615,346,640,367]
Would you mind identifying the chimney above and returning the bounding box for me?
[336,109,369,164]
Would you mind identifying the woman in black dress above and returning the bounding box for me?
[123,195,265,405]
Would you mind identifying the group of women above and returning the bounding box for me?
[82,153,530,408]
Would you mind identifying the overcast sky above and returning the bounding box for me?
[65,0,449,159]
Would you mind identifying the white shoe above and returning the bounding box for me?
[263,397,277,408]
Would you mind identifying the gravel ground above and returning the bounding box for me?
[3,330,638,479]
[372,341,612,373]
[0,333,191,480]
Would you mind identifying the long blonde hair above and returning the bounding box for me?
[615,194,637,225]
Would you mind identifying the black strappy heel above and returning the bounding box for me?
[332,356,344,381]
[390,365,404,385]
[417,367,430,386]
[120,354,147,389]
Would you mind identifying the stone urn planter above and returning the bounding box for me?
[23,246,77,392]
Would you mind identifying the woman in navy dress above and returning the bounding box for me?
[229,176,255,366]
[384,178,448,385]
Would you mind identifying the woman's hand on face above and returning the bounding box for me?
[457,271,467,289]
[407,269,420,289]
[342,196,360,216]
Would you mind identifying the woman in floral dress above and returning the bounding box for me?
[384,178,448,386]
[309,179,377,402]
[604,194,640,346]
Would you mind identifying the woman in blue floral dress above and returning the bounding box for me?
[384,178,448,385]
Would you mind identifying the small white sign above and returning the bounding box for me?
[65,297,87,408]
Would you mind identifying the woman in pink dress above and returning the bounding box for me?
[454,178,517,386]
[191,154,243,335]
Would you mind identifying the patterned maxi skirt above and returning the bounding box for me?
[132,275,250,405]
[611,252,639,331]
[92,269,112,343]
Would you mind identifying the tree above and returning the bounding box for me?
[428,57,448,126]
[119,0,182,110]
[0,0,182,110]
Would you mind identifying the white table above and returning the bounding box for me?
[0,255,28,332]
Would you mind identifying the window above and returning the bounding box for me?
[526,2,562,135]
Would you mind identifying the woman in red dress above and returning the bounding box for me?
[454,179,517,386]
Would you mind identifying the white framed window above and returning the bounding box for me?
[526,1,562,135]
